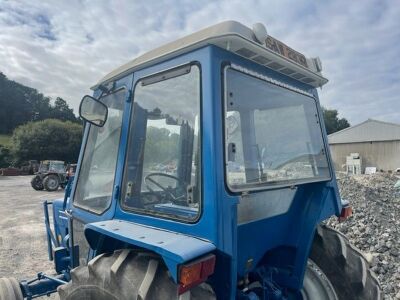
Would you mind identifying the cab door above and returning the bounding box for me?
[67,81,132,266]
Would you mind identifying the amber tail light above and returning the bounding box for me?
[178,254,216,294]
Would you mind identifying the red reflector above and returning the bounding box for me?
[339,206,352,222]
[201,255,216,278]
[178,254,215,294]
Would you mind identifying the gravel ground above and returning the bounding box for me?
[1,174,399,299]
[0,175,63,299]
[327,173,400,300]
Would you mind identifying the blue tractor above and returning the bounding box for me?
[0,21,381,300]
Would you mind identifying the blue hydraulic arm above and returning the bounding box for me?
[43,200,59,261]
[18,176,77,299]
[20,273,68,300]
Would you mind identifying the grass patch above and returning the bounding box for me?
[0,134,12,146]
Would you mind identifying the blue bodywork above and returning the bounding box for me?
[85,220,216,281]
[28,44,341,299]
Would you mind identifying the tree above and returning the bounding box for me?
[0,145,12,168]
[144,126,179,166]
[11,119,83,164]
[322,107,350,134]
[50,97,78,122]
[0,72,79,134]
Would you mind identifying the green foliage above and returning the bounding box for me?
[51,97,78,122]
[11,119,82,164]
[322,107,350,134]
[0,145,12,168]
[0,72,79,134]
[0,134,11,146]
[144,127,180,166]
[0,135,12,167]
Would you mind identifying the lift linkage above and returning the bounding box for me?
[19,272,68,300]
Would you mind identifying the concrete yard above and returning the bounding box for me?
[0,175,64,298]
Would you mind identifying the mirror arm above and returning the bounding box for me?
[98,84,110,95]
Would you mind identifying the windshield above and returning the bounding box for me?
[73,89,125,213]
[50,162,65,173]
[225,68,330,190]
[39,162,49,172]
[122,64,201,221]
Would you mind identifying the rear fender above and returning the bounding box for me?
[84,220,216,282]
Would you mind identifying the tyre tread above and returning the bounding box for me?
[110,249,130,276]
[0,278,23,300]
[58,250,216,300]
[311,225,382,300]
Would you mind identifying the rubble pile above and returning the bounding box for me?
[327,173,400,299]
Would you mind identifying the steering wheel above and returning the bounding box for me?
[144,172,186,204]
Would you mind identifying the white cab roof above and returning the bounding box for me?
[92,21,328,89]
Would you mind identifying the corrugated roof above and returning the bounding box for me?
[328,119,400,144]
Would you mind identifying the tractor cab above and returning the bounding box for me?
[2,21,381,300]
[39,160,65,173]
[72,21,340,298]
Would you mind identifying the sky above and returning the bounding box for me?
[0,0,399,125]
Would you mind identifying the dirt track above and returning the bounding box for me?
[0,175,64,298]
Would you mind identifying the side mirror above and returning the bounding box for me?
[79,95,108,127]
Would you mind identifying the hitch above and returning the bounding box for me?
[19,272,68,300]
[12,178,76,299]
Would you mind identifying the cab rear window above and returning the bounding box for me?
[224,67,330,191]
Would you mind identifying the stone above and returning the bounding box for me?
[326,173,400,299]
[390,249,399,257]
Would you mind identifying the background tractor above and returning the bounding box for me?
[30,161,76,191]
[0,21,380,299]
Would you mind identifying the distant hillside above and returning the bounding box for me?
[0,72,79,134]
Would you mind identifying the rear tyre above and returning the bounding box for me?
[30,175,44,190]
[309,225,382,300]
[0,277,23,300]
[302,260,338,299]
[57,250,216,300]
[43,174,60,191]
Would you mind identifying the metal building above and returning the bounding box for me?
[328,119,400,173]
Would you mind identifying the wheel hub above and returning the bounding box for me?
[48,178,57,189]
[301,260,338,300]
